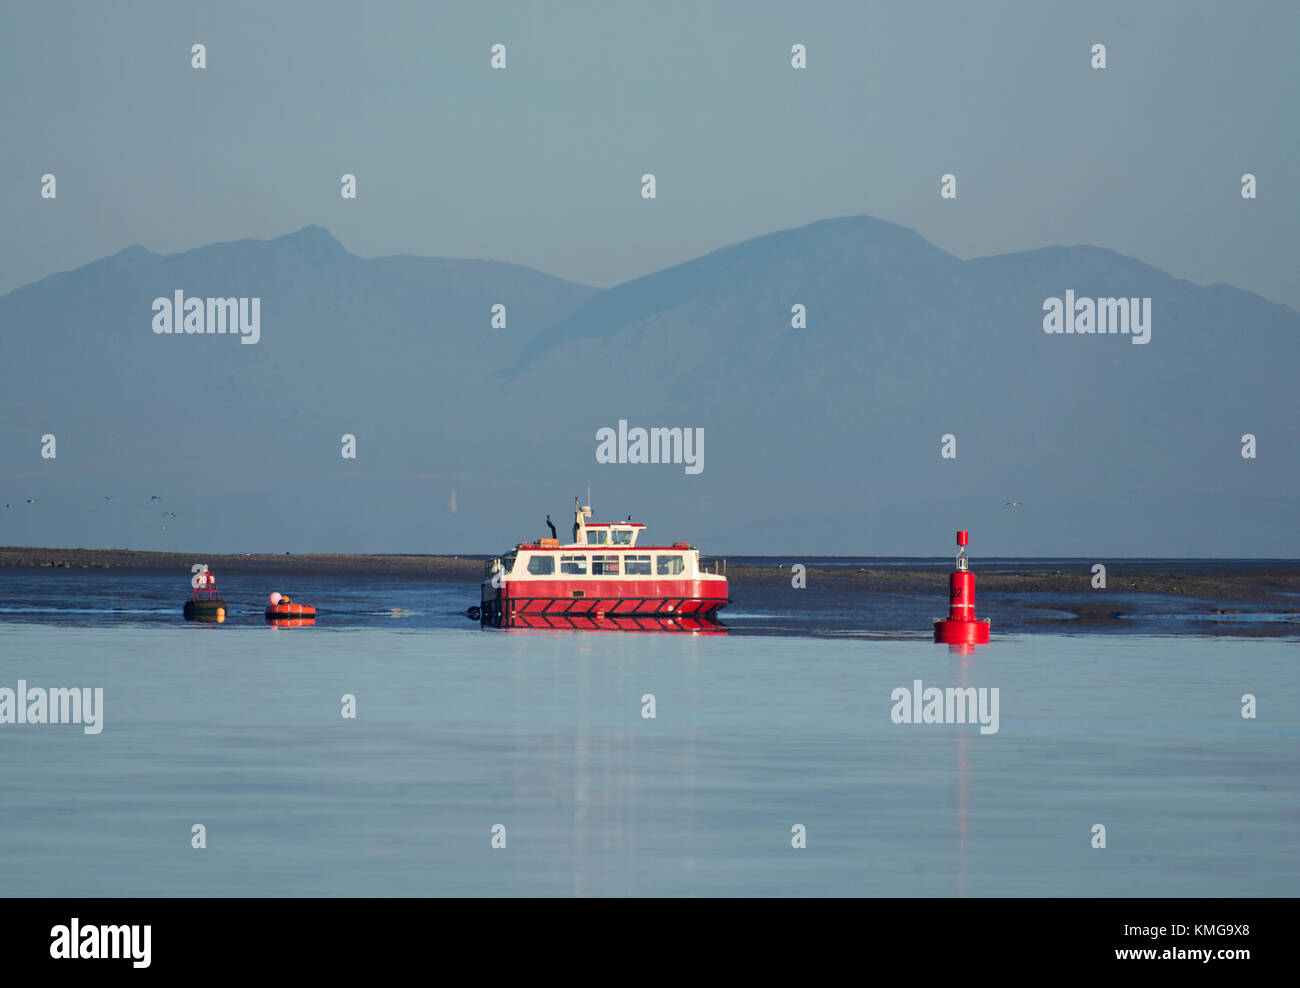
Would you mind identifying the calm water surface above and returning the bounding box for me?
[2,563,1297,636]
[0,617,1294,896]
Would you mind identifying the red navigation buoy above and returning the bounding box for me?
[183,564,226,622]
[934,530,990,645]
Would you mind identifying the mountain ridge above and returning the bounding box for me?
[1,215,1295,557]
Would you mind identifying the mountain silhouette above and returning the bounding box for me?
[1,219,1295,556]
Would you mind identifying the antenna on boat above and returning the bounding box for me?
[573,495,591,544]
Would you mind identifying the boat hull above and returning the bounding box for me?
[506,612,726,633]
[481,578,729,629]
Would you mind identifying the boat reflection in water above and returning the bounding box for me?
[504,611,727,634]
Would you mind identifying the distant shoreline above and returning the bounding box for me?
[3,545,1298,603]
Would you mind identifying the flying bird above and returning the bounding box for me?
[104,495,113,500]
[3,504,11,509]
[162,511,176,518]
[25,498,35,504]
[150,495,160,501]
[1004,501,1023,508]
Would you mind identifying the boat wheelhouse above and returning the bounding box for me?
[478,500,729,629]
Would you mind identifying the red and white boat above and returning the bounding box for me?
[477,500,729,630]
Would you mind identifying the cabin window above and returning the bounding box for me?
[611,529,634,545]
[656,554,685,576]
[527,555,554,575]
[500,553,517,576]
[624,554,651,575]
[586,530,608,544]
[560,555,588,575]
[591,554,620,576]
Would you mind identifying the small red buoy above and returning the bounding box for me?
[265,591,316,622]
[934,530,990,645]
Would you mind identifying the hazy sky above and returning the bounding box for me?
[2,0,1297,307]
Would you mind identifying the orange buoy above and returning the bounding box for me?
[266,602,315,618]
[265,592,315,622]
